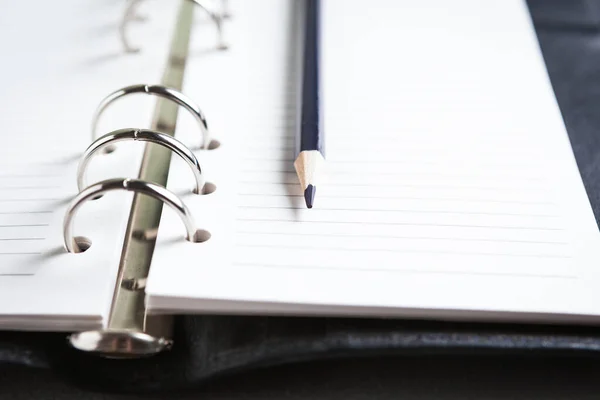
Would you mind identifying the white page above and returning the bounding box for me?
[146,0,600,324]
[0,0,181,330]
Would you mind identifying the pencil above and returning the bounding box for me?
[294,0,324,209]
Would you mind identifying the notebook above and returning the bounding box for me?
[2,0,600,356]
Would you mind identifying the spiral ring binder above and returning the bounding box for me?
[63,178,198,253]
[62,0,202,357]
[77,128,205,194]
[119,0,228,54]
[91,84,212,149]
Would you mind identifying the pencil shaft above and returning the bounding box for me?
[295,0,324,209]
[299,0,323,155]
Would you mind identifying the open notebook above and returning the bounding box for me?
[2,0,600,350]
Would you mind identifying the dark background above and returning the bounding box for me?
[5,0,600,398]
[4,355,600,399]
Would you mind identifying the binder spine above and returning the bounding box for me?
[63,0,228,358]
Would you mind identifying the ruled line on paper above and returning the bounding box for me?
[0,173,62,178]
[241,157,547,165]
[239,165,547,177]
[241,169,296,174]
[242,145,295,151]
[0,198,62,202]
[232,262,576,279]
[236,217,566,230]
[239,139,548,146]
[0,238,45,241]
[0,224,50,227]
[236,205,559,218]
[239,132,545,140]
[240,168,548,180]
[237,193,555,205]
[0,211,52,214]
[0,185,62,190]
[237,181,550,191]
[0,252,42,255]
[239,132,548,143]
[241,145,551,157]
[234,230,569,245]
[240,132,546,142]
[242,158,295,162]
[0,162,67,167]
[240,159,546,168]
[233,243,571,259]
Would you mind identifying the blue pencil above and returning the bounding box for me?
[294,0,325,209]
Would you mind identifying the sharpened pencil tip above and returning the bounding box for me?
[304,185,316,209]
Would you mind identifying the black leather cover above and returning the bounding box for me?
[3,0,600,393]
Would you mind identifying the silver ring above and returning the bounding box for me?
[63,178,196,253]
[119,0,147,54]
[77,128,205,194]
[190,0,227,50]
[91,84,211,149]
[120,0,227,54]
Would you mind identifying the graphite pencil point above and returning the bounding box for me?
[304,184,316,209]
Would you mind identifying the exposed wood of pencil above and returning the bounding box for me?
[294,150,325,208]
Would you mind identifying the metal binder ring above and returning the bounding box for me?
[63,178,197,253]
[120,0,227,54]
[78,128,205,194]
[91,84,211,149]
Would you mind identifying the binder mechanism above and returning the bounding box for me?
[64,0,228,358]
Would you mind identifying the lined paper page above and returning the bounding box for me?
[147,0,600,323]
[0,0,179,330]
